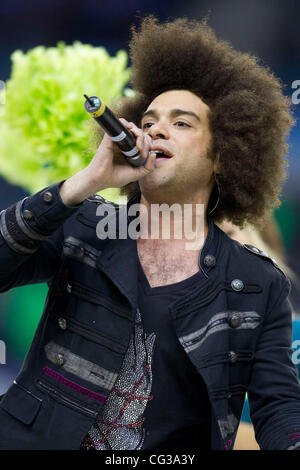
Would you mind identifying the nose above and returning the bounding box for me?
[147,121,170,140]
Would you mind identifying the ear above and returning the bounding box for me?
[213,153,221,174]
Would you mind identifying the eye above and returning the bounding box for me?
[142,122,154,129]
[174,121,190,127]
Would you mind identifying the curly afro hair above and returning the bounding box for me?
[97,16,294,228]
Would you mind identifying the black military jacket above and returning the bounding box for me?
[0,181,300,450]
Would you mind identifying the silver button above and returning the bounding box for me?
[260,251,268,257]
[228,351,238,363]
[231,279,244,291]
[203,255,216,268]
[66,283,72,294]
[75,246,85,258]
[228,312,241,328]
[43,191,53,203]
[23,209,34,220]
[55,353,65,366]
[58,317,67,330]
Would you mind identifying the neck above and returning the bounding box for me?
[137,190,210,251]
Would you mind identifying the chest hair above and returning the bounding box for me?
[137,241,200,288]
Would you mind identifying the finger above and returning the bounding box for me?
[119,118,129,124]
[127,121,144,137]
[134,131,151,159]
[135,133,143,154]
[143,134,153,156]
[142,135,153,161]
[119,118,139,133]
[139,134,149,160]
[144,133,153,148]
[119,119,149,155]
[143,151,157,171]
[119,118,149,160]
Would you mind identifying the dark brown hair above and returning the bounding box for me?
[95,16,294,228]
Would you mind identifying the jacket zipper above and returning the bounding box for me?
[36,380,98,419]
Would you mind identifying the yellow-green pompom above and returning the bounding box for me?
[0,42,130,202]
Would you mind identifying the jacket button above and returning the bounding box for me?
[271,257,279,268]
[23,209,34,220]
[66,283,72,294]
[260,251,268,257]
[43,191,53,203]
[228,351,238,363]
[55,353,65,366]
[203,255,216,267]
[58,317,67,330]
[231,279,244,291]
[228,312,241,328]
[75,246,85,258]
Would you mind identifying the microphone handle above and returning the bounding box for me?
[84,95,146,167]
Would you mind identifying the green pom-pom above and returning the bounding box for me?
[0,42,130,202]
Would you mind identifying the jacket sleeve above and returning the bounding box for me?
[0,181,82,292]
[247,275,300,450]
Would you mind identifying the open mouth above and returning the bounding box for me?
[152,150,173,159]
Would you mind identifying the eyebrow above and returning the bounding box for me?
[141,108,201,122]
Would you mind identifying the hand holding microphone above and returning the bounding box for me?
[60,97,156,206]
[82,93,157,186]
[59,96,156,207]
[84,95,147,167]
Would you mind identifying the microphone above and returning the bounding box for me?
[83,94,146,167]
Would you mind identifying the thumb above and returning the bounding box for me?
[136,150,157,175]
[100,132,114,151]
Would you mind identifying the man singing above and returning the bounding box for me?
[0,17,299,450]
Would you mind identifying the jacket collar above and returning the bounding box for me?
[96,191,222,312]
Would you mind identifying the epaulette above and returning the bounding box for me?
[86,194,120,209]
[243,243,286,277]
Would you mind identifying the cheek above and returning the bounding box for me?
[181,139,211,166]
[179,144,215,182]
[182,130,209,153]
